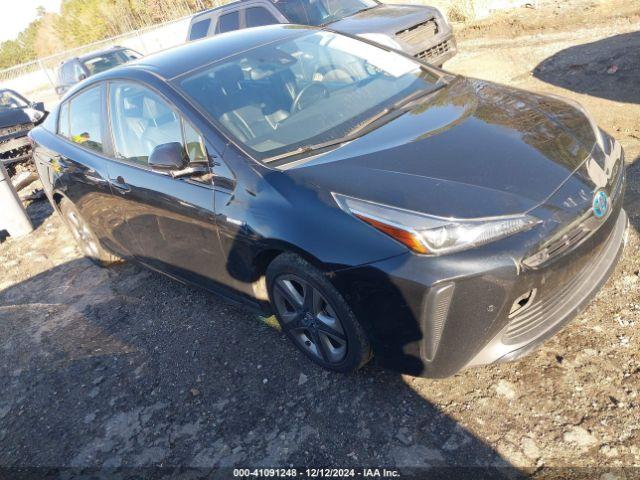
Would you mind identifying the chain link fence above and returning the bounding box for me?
[0,0,538,107]
[0,0,231,107]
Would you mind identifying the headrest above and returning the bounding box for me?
[215,65,244,96]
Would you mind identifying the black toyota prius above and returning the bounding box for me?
[30,25,628,378]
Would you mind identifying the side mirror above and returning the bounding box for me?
[149,142,189,172]
[31,101,45,111]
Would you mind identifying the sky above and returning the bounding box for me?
[0,0,62,43]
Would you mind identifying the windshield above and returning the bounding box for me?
[273,0,378,26]
[0,90,28,110]
[179,31,441,162]
[82,49,140,76]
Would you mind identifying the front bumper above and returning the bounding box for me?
[413,35,457,67]
[333,142,627,378]
[467,208,627,368]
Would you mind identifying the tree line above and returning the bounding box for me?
[0,0,225,70]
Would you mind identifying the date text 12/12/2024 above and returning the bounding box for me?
[233,468,401,478]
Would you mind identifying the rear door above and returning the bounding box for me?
[105,80,224,288]
[52,83,130,257]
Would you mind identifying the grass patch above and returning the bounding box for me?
[258,315,282,332]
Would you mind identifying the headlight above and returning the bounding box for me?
[333,194,540,255]
[434,8,450,27]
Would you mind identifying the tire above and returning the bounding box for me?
[266,253,372,373]
[59,198,120,267]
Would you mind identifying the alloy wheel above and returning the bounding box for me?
[66,210,100,259]
[273,275,348,364]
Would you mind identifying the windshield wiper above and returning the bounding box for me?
[319,4,378,26]
[396,80,448,108]
[263,83,446,164]
[341,82,446,137]
[262,105,406,164]
[263,138,352,163]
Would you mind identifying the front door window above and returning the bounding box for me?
[109,83,183,165]
[108,81,212,184]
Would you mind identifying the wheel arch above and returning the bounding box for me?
[246,240,336,305]
[252,241,332,281]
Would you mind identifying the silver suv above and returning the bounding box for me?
[55,46,142,98]
[187,0,456,67]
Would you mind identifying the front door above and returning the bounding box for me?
[105,81,222,288]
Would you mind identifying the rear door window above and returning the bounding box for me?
[245,6,279,27]
[60,62,75,84]
[217,11,240,33]
[123,49,141,60]
[189,19,211,40]
[68,86,104,153]
[71,62,85,82]
[272,0,310,24]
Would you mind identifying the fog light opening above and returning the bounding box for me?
[509,289,537,318]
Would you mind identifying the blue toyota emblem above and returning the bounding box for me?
[592,190,609,219]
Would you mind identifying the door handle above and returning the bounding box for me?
[109,176,131,194]
[85,168,108,185]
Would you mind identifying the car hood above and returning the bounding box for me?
[329,4,439,36]
[285,78,599,219]
[0,107,40,129]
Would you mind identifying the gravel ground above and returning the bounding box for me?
[1,2,639,477]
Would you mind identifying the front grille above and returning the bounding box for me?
[524,152,625,268]
[397,19,439,46]
[504,208,624,345]
[503,258,593,344]
[523,216,594,268]
[415,40,450,63]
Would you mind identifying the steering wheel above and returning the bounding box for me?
[290,83,329,114]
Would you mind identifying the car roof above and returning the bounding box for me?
[110,24,315,81]
[66,46,128,64]
[190,0,253,21]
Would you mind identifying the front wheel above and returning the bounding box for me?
[59,198,120,267]
[266,253,371,373]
